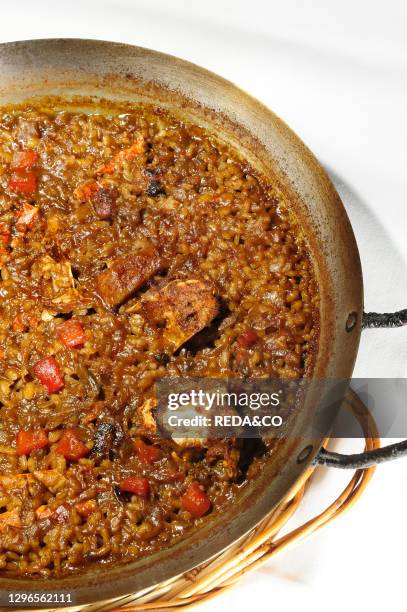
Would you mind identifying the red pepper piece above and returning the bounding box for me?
[9,171,37,195]
[134,438,161,464]
[56,320,85,348]
[236,329,259,349]
[169,471,186,482]
[75,181,101,201]
[235,350,248,366]
[33,356,64,394]
[75,500,98,517]
[56,428,89,461]
[11,150,38,171]
[16,429,49,456]
[181,482,211,518]
[119,476,150,498]
[97,136,145,174]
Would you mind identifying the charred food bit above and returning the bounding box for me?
[91,422,125,459]
[141,279,219,352]
[146,179,165,197]
[96,247,162,307]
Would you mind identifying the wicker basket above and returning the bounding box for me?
[68,394,378,612]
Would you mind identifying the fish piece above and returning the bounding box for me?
[31,255,74,293]
[16,119,39,145]
[0,474,35,492]
[15,203,39,230]
[32,254,89,313]
[138,397,157,433]
[141,279,218,352]
[33,469,67,494]
[172,436,207,448]
[0,509,22,531]
[96,247,161,307]
[50,261,75,293]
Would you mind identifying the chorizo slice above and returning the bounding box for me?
[141,278,218,352]
[96,247,161,307]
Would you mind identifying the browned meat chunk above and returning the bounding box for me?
[96,247,161,307]
[92,186,119,219]
[141,279,218,352]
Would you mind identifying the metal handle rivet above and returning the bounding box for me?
[346,312,358,332]
[297,445,313,464]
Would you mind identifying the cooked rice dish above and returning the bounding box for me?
[0,99,318,576]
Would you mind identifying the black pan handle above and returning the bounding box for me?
[362,308,407,329]
[314,441,407,469]
[315,310,407,469]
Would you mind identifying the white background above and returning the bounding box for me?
[1,1,406,610]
